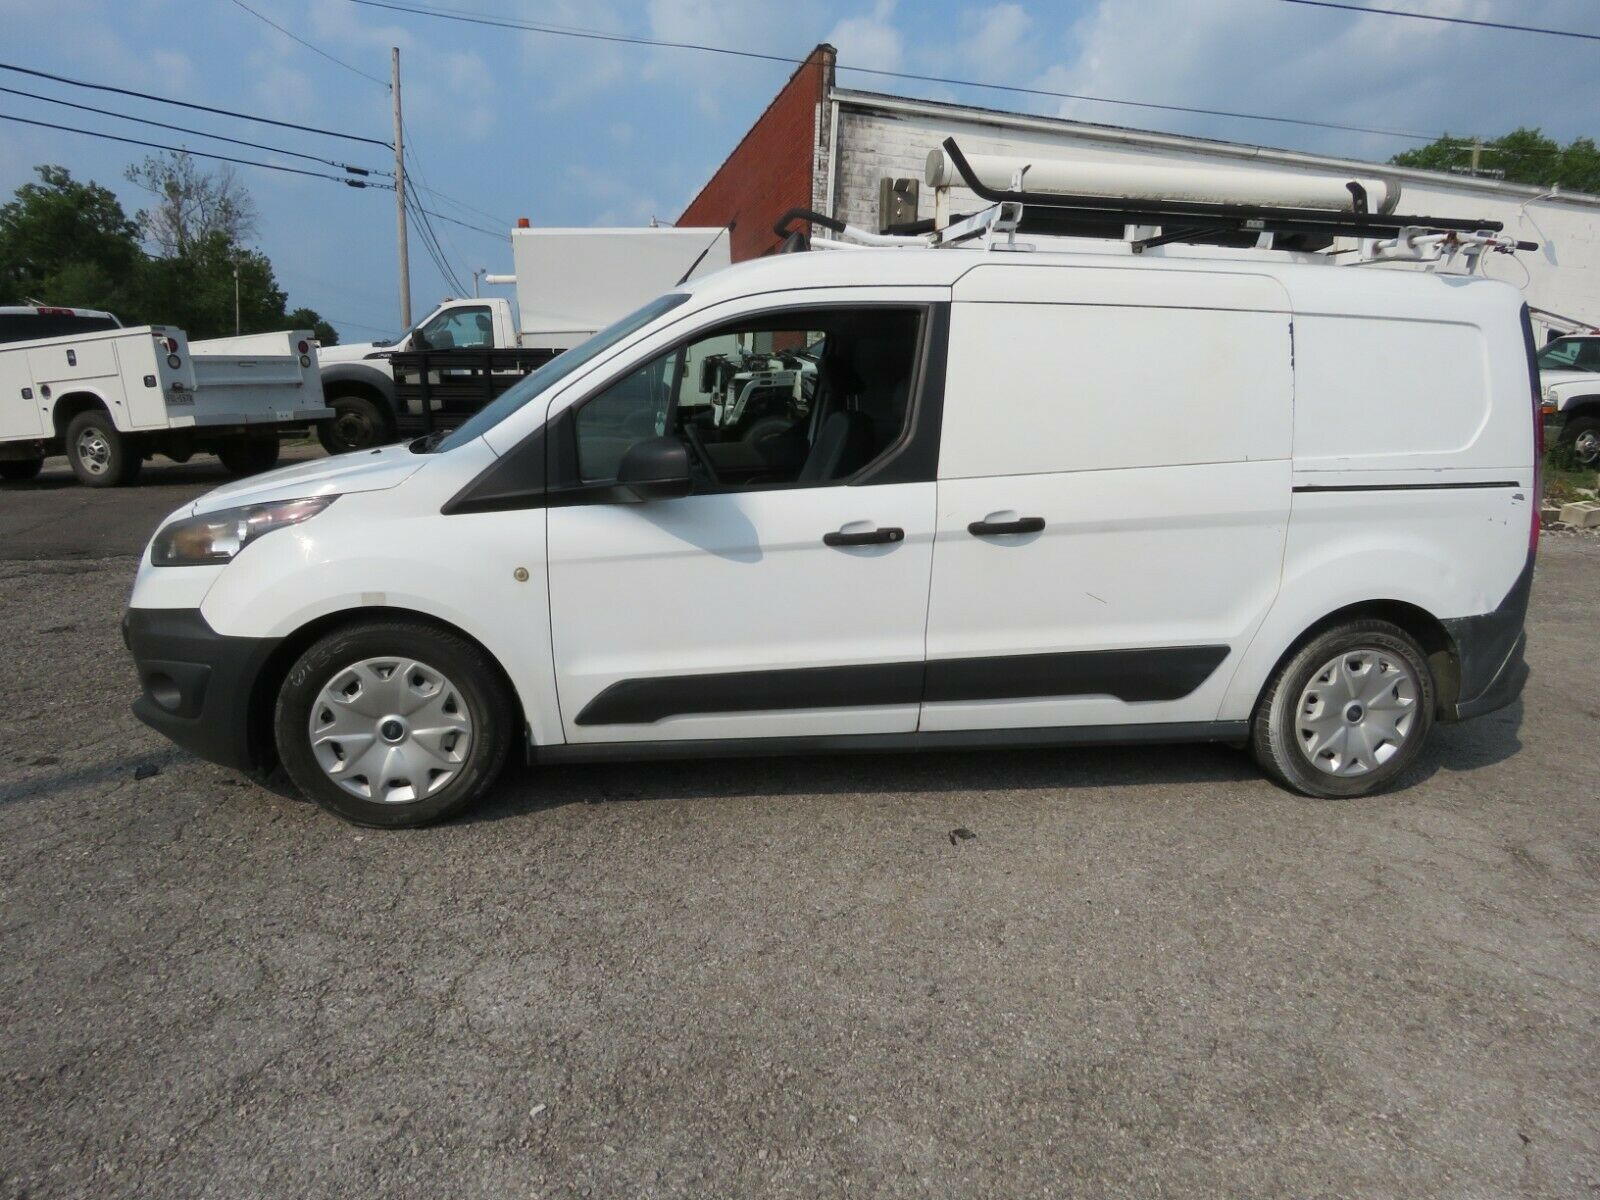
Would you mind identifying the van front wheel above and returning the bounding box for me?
[1252,619,1435,798]
[274,620,515,827]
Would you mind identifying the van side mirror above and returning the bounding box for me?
[616,436,692,502]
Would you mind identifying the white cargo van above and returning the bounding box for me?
[123,150,1540,826]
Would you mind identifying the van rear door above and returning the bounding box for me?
[922,263,1294,732]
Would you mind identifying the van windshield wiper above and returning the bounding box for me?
[409,430,449,454]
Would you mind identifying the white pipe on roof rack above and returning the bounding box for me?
[926,148,1397,213]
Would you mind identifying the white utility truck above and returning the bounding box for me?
[314,224,730,452]
[0,306,329,486]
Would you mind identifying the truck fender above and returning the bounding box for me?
[319,362,397,410]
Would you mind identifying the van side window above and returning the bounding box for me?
[569,307,922,490]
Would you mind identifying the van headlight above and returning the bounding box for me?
[152,496,337,566]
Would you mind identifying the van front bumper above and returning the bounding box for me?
[122,607,281,773]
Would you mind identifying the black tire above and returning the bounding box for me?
[65,409,140,487]
[273,620,514,828]
[317,393,393,454]
[216,436,281,477]
[1561,414,1600,467]
[0,458,43,481]
[1251,619,1435,799]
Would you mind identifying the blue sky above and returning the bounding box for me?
[1,0,1597,343]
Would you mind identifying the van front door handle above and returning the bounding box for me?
[968,517,1045,537]
[823,526,905,547]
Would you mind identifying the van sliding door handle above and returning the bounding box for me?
[968,517,1045,536]
[823,527,904,547]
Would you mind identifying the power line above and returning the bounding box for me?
[1272,0,1600,42]
[0,60,391,149]
[409,178,509,229]
[229,0,394,86]
[0,84,385,176]
[0,112,377,187]
[348,0,1448,144]
[416,204,503,240]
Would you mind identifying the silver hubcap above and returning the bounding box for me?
[309,657,474,803]
[1575,429,1599,463]
[76,428,111,475]
[1294,648,1418,777]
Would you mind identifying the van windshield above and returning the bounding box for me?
[429,292,690,453]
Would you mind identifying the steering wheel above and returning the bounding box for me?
[682,421,721,486]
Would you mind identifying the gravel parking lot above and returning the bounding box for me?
[2,454,1598,1199]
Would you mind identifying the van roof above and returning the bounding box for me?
[679,242,1522,321]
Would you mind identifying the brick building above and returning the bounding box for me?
[680,43,1600,327]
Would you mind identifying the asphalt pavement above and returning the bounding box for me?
[1,457,1597,1198]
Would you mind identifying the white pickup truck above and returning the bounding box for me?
[314,224,730,452]
[1537,333,1600,466]
[0,306,330,486]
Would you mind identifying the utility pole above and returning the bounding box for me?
[233,261,241,336]
[391,46,412,328]
[472,268,483,297]
[1470,137,1483,176]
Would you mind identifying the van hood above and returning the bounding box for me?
[189,444,424,516]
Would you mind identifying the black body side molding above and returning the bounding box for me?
[573,645,1230,726]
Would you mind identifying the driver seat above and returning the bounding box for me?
[798,410,874,482]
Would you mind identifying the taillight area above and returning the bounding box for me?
[1521,305,1542,556]
[297,339,309,354]
[165,337,179,353]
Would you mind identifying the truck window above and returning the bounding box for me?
[0,312,120,344]
[417,305,493,350]
[1538,339,1583,370]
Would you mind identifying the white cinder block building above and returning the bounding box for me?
[681,45,1600,329]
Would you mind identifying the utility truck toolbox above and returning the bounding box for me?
[125,140,1539,827]
[0,307,329,486]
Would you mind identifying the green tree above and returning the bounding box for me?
[0,157,341,342]
[0,165,143,313]
[1391,128,1600,193]
[287,306,338,346]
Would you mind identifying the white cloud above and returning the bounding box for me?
[827,0,903,73]
[1023,0,1600,162]
[961,3,1033,78]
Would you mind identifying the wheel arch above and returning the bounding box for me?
[320,365,397,414]
[1558,395,1600,424]
[51,390,113,438]
[1249,599,1458,721]
[247,604,527,773]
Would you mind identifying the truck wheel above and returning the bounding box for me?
[318,395,392,455]
[216,436,281,477]
[1251,619,1435,799]
[1562,415,1600,466]
[273,620,515,828]
[0,458,43,482]
[66,410,141,487]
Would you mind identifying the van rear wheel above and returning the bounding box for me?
[273,620,514,828]
[1252,619,1435,798]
